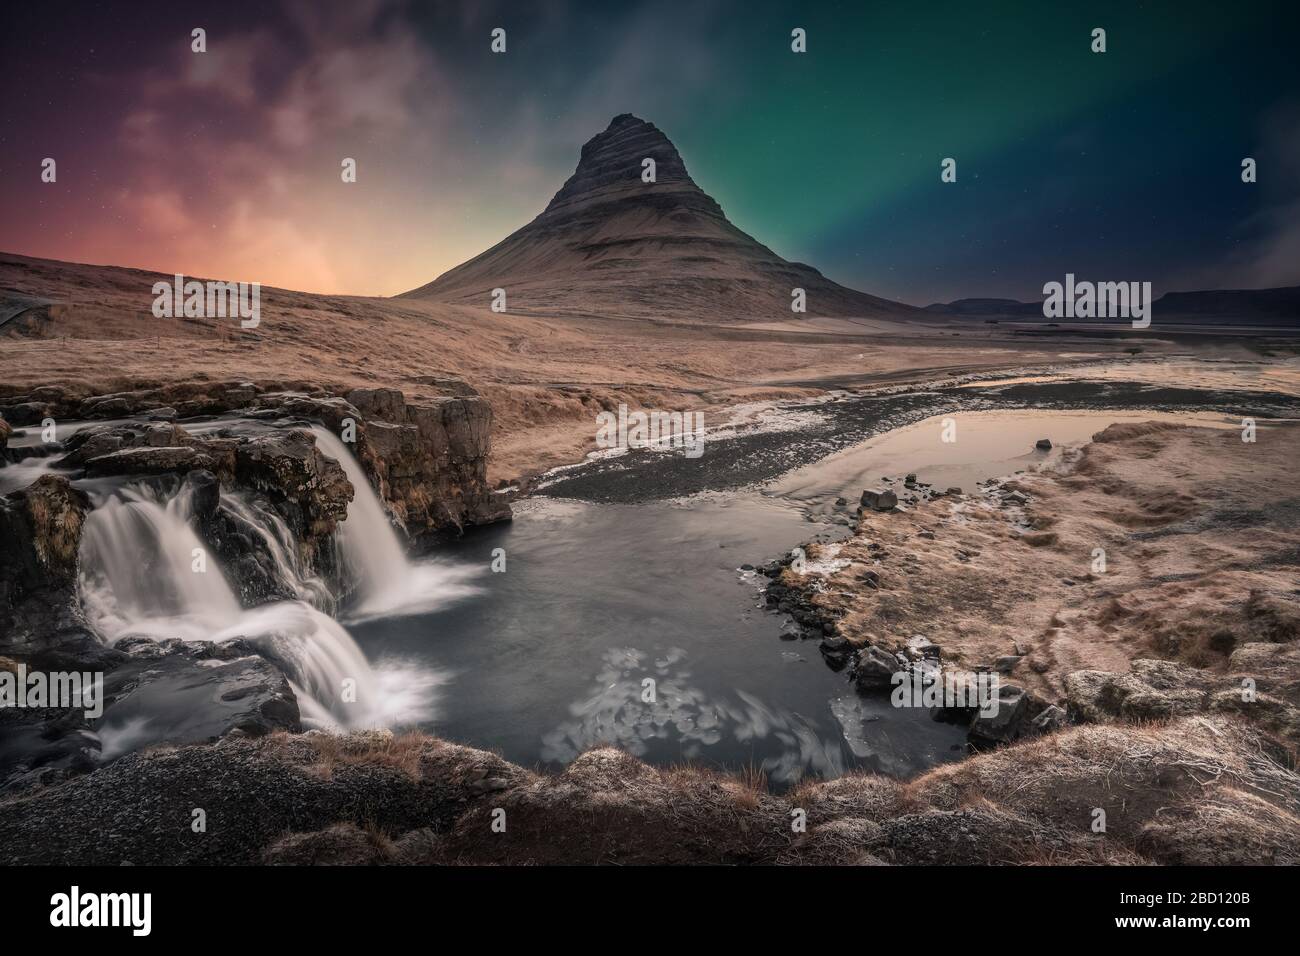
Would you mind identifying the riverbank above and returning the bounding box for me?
[769,419,1300,762]
[2,713,1295,865]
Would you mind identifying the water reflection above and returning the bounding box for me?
[541,646,846,784]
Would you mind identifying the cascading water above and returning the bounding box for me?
[311,426,482,622]
[77,484,435,734]
[221,490,334,612]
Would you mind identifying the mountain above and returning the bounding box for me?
[401,114,914,321]
[923,298,1041,316]
[926,288,1300,326]
[1154,287,1300,319]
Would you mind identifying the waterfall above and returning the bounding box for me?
[311,426,482,622]
[221,490,334,612]
[78,485,432,733]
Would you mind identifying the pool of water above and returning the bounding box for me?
[768,408,1240,517]
[352,493,970,784]
[349,406,1247,785]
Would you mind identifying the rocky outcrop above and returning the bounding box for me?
[1065,656,1300,748]
[0,377,509,543]
[0,476,104,665]
[343,386,508,541]
[0,637,301,794]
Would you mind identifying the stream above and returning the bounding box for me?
[18,356,1300,785]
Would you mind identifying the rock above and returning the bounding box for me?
[968,683,1030,746]
[945,487,963,496]
[906,635,941,660]
[917,530,936,540]
[0,706,100,794]
[344,387,406,423]
[1,475,87,584]
[233,430,352,533]
[853,645,901,688]
[182,469,221,524]
[860,488,898,512]
[994,655,1021,674]
[99,639,301,748]
[0,417,11,456]
[1065,661,1210,724]
[0,474,118,684]
[84,446,216,477]
[1002,491,1029,506]
[1063,658,1300,746]
[1031,704,1067,734]
[0,403,53,427]
[1035,438,1052,450]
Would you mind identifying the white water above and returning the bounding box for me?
[311,427,482,622]
[0,457,59,495]
[221,490,335,612]
[78,485,434,731]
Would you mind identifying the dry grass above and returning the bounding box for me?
[293,730,434,780]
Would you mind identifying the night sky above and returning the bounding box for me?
[1,0,1296,304]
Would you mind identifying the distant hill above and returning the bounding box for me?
[402,114,916,322]
[925,288,1300,326]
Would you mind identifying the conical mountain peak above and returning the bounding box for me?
[541,114,709,217]
[402,116,912,322]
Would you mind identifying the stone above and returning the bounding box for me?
[854,645,902,687]
[344,387,406,423]
[183,469,221,524]
[84,446,216,477]
[1035,439,1052,450]
[860,488,898,512]
[968,683,1030,746]
[1031,704,1067,734]
[994,655,1021,674]
[906,635,941,660]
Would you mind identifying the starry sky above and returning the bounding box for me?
[1,0,1297,304]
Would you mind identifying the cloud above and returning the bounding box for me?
[103,0,457,293]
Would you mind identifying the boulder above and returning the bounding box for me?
[84,446,216,477]
[182,469,221,524]
[860,488,898,512]
[968,682,1030,746]
[906,635,941,660]
[1065,658,1300,747]
[854,645,902,688]
[232,430,352,533]
[1031,704,1068,734]
[103,638,301,745]
[994,654,1021,674]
